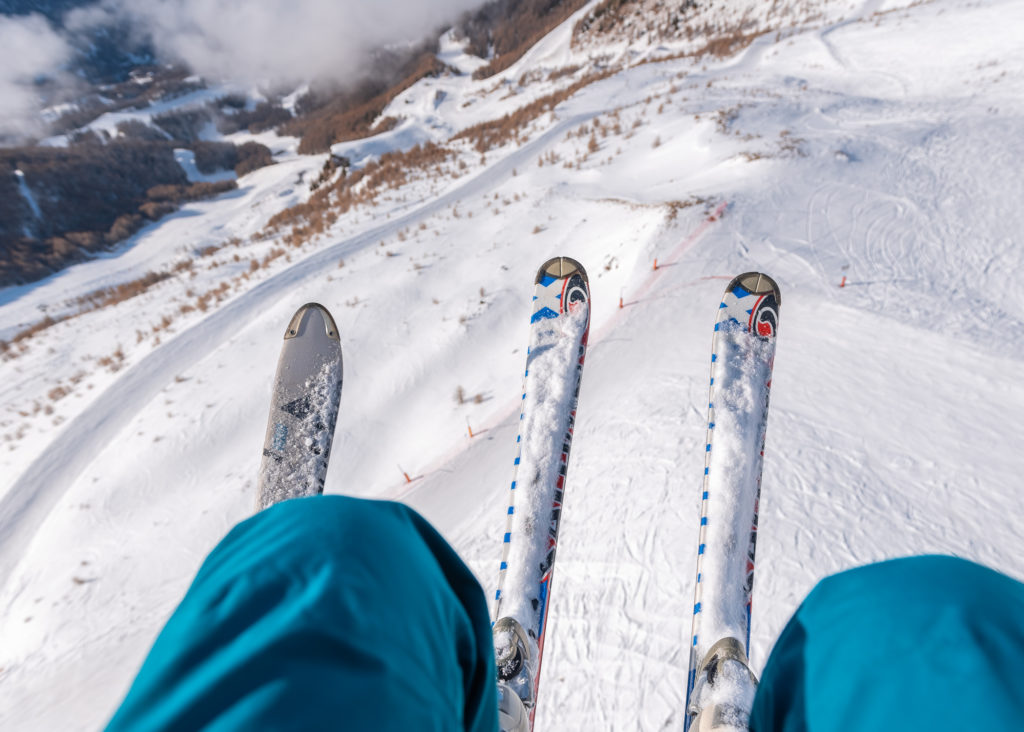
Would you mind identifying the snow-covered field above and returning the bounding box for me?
[2,0,1024,728]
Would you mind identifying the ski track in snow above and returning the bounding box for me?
[2,0,1024,729]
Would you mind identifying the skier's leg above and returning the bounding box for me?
[750,555,1024,732]
[106,495,498,732]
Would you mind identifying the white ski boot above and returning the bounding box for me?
[687,637,759,731]
[498,681,530,732]
[494,617,535,732]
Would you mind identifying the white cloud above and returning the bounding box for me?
[2,0,487,141]
[75,0,486,87]
[0,13,74,141]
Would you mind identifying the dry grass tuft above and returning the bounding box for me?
[265,142,454,247]
[454,71,615,154]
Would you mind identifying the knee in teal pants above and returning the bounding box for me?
[106,496,498,732]
[751,555,1024,732]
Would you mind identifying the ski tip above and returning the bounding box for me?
[284,303,341,341]
[728,272,781,305]
[536,256,588,285]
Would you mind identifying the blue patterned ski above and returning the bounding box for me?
[493,257,590,731]
[684,273,780,730]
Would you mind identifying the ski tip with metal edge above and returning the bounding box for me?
[535,255,587,285]
[717,272,780,338]
[256,303,343,513]
[284,302,341,341]
[531,256,590,327]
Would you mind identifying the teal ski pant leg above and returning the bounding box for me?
[750,555,1024,732]
[105,495,498,732]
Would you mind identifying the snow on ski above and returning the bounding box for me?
[492,256,590,731]
[256,303,343,511]
[685,273,780,731]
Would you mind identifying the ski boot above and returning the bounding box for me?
[687,637,759,731]
[498,681,529,732]
[494,617,535,732]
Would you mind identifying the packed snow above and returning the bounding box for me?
[173,149,237,184]
[2,0,1024,729]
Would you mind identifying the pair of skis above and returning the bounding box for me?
[253,263,778,732]
[250,257,590,732]
[251,258,591,732]
[252,257,589,527]
[490,267,779,732]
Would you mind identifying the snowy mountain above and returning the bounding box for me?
[2,0,1024,729]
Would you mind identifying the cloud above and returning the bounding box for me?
[0,13,75,141]
[72,0,487,88]
[1,0,487,141]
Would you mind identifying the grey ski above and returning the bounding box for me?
[256,302,343,511]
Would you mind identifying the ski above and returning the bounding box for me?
[684,273,780,731]
[256,302,344,512]
[493,257,590,732]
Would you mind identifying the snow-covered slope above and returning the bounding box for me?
[2,0,1024,729]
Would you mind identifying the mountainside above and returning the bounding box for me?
[0,0,591,287]
[2,0,1024,729]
